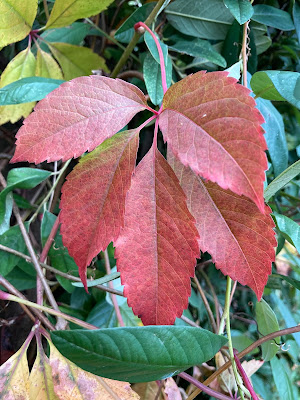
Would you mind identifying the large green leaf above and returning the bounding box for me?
[256,299,280,362]
[251,71,300,107]
[264,160,300,201]
[273,213,300,254]
[270,357,295,400]
[0,77,64,105]
[252,5,294,31]
[40,22,92,49]
[0,0,37,47]
[255,97,288,176]
[0,168,51,225]
[51,327,227,382]
[169,37,226,68]
[86,300,117,328]
[224,0,253,25]
[45,0,114,29]
[165,0,234,40]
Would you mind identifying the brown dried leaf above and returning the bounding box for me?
[132,382,163,400]
[164,377,181,400]
[49,342,139,400]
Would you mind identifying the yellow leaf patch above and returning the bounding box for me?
[36,49,64,80]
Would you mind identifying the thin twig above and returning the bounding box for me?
[200,269,220,330]
[193,276,217,333]
[0,276,55,331]
[0,244,123,296]
[110,0,166,78]
[43,0,50,20]
[104,249,125,326]
[241,21,250,87]
[117,70,144,81]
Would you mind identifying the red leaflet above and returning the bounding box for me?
[159,71,267,213]
[11,76,147,163]
[169,153,276,299]
[60,130,139,289]
[115,146,200,325]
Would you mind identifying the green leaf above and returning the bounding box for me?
[165,0,234,40]
[0,168,51,225]
[143,53,172,105]
[255,97,288,176]
[51,326,227,382]
[42,211,78,293]
[49,42,109,80]
[86,300,117,328]
[3,266,36,291]
[252,5,294,31]
[40,22,92,49]
[72,272,120,288]
[272,273,300,291]
[293,1,300,45]
[36,49,64,80]
[0,77,64,105]
[273,213,300,253]
[251,22,272,55]
[224,0,254,25]
[0,225,26,276]
[0,194,13,235]
[264,160,300,201]
[45,0,114,29]
[251,71,300,106]
[225,60,242,80]
[114,3,156,43]
[0,0,38,47]
[144,31,169,65]
[169,38,226,68]
[270,357,295,400]
[256,299,280,362]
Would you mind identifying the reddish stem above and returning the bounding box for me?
[233,349,259,400]
[134,22,168,95]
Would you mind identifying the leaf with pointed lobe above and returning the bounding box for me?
[115,146,200,326]
[168,152,276,299]
[60,129,140,289]
[36,49,64,80]
[159,70,268,213]
[11,76,148,164]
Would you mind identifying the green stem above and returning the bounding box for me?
[0,291,98,330]
[110,0,167,78]
[224,277,247,399]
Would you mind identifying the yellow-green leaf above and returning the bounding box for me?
[45,0,114,29]
[0,341,30,399]
[0,0,38,47]
[29,343,59,400]
[0,47,36,124]
[36,49,63,80]
[49,342,139,400]
[49,42,109,80]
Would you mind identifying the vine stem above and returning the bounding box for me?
[178,372,233,400]
[134,22,167,95]
[241,21,250,88]
[193,275,217,333]
[43,0,50,20]
[0,244,123,296]
[110,0,167,78]
[0,290,98,330]
[233,349,259,400]
[224,277,247,399]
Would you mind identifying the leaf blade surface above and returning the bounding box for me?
[11,76,148,163]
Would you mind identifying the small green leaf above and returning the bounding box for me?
[273,213,300,253]
[272,273,300,291]
[3,266,36,291]
[0,225,26,276]
[224,0,254,25]
[165,0,234,40]
[144,53,172,105]
[293,1,300,45]
[169,38,226,68]
[0,77,64,105]
[251,22,272,55]
[0,168,51,225]
[72,272,120,288]
[264,160,300,201]
[114,3,156,43]
[51,326,227,382]
[252,5,294,31]
[251,71,300,106]
[45,0,114,29]
[270,357,295,400]
[256,298,280,362]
